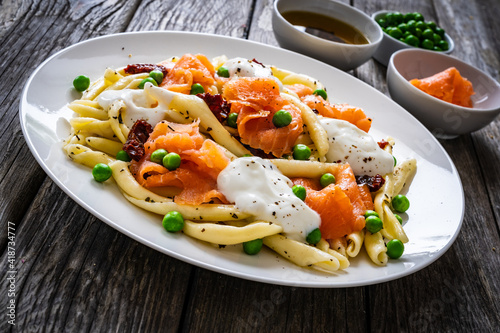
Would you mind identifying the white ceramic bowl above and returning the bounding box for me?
[387,49,500,138]
[272,0,383,71]
[371,10,454,66]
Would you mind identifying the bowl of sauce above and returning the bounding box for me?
[272,0,383,71]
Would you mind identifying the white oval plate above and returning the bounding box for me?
[19,31,464,287]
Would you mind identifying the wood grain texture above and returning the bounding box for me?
[1,0,499,332]
[180,267,367,333]
[126,0,254,36]
[0,0,142,243]
[0,178,193,332]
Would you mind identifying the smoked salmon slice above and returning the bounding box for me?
[130,121,230,205]
[292,164,371,240]
[301,94,372,132]
[222,77,303,157]
[160,54,215,94]
[286,83,314,98]
[409,67,474,107]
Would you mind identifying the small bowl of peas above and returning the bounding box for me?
[371,10,454,66]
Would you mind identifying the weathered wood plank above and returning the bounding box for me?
[0,178,193,332]
[352,1,500,332]
[433,0,500,231]
[0,0,195,331]
[0,0,143,239]
[180,267,367,333]
[126,0,253,36]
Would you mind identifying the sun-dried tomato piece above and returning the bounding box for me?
[251,58,265,67]
[355,174,386,192]
[124,63,168,77]
[197,93,232,123]
[377,139,389,150]
[123,120,153,161]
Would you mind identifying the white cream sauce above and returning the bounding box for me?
[319,117,394,176]
[97,83,178,128]
[222,57,282,89]
[217,157,320,241]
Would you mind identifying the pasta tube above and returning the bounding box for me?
[107,100,130,143]
[364,230,388,266]
[122,193,250,221]
[270,159,338,178]
[183,221,283,245]
[67,100,108,120]
[65,144,114,168]
[85,136,123,157]
[263,235,346,273]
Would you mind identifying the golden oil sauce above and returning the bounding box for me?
[282,10,369,45]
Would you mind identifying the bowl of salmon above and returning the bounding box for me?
[387,49,500,138]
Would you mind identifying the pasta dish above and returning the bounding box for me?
[63,53,416,273]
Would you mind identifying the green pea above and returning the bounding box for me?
[227,112,238,128]
[272,110,293,128]
[416,21,427,31]
[313,89,327,100]
[139,77,158,89]
[433,46,443,52]
[377,18,387,28]
[365,215,383,234]
[392,194,410,213]
[433,33,442,43]
[426,21,437,31]
[73,75,90,92]
[394,214,403,224]
[364,210,379,218]
[306,228,322,245]
[116,150,131,162]
[292,144,311,160]
[438,40,449,50]
[151,148,168,164]
[217,66,230,78]
[162,211,184,232]
[319,173,336,188]
[163,152,181,171]
[421,39,434,50]
[385,12,397,25]
[404,13,415,22]
[243,239,263,255]
[92,163,112,182]
[393,12,404,24]
[389,27,403,39]
[403,30,412,38]
[386,239,404,259]
[406,20,417,33]
[292,184,307,201]
[397,23,407,33]
[149,70,164,85]
[413,12,424,21]
[422,28,434,40]
[415,27,423,38]
[404,35,420,47]
[190,83,205,95]
[435,27,445,37]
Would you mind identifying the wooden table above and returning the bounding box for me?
[1,0,499,331]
